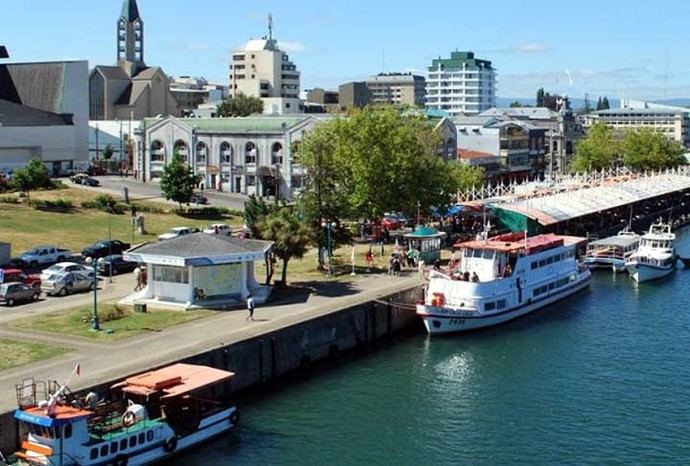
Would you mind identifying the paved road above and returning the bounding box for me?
[87,176,249,211]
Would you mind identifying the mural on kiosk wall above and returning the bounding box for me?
[193,263,242,297]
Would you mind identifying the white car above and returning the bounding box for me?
[203,224,231,236]
[40,262,94,282]
[158,227,194,241]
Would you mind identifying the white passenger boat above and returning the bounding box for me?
[417,233,592,335]
[585,229,640,272]
[10,363,238,466]
[625,223,676,283]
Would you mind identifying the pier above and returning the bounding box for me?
[0,276,423,453]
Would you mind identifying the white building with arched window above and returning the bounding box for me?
[135,115,325,200]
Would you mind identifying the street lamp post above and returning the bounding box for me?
[86,257,100,331]
[321,222,337,277]
[108,207,113,284]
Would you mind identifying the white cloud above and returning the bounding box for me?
[512,42,549,54]
[277,41,306,53]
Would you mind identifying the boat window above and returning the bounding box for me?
[531,262,538,270]
[64,424,72,439]
[554,254,561,262]
[546,256,554,265]
[539,259,546,267]
[90,448,98,460]
[485,301,496,311]
[100,445,108,457]
[549,282,556,290]
[139,433,146,444]
[120,438,128,450]
[147,430,154,442]
[496,299,507,310]
[111,442,118,454]
[130,436,137,448]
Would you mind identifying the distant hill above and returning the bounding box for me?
[655,98,690,108]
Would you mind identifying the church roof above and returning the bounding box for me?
[0,99,72,127]
[94,65,130,81]
[132,66,161,81]
[160,116,312,133]
[120,0,141,22]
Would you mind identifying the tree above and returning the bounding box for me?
[596,97,603,111]
[569,123,620,172]
[102,144,114,160]
[536,88,545,107]
[244,194,273,238]
[601,96,610,110]
[13,158,51,200]
[216,93,264,117]
[622,129,686,172]
[258,207,312,285]
[510,101,524,108]
[160,152,198,208]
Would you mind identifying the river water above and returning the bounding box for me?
[171,230,690,465]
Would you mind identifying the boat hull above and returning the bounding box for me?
[585,257,626,272]
[625,262,675,283]
[418,273,592,335]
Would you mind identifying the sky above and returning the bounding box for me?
[4,0,690,101]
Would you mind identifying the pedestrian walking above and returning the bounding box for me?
[246,294,255,321]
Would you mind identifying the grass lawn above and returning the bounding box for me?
[11,305,213,341]
[0,188,242,252]
[0,339,70,371]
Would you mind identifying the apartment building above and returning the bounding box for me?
[229,27,302,115]
[584,107,690,147]
[365,73,426,107]
[426,51,496,117]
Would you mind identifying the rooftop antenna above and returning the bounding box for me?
[268,13,274,41]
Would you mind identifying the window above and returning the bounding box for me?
[531,262,538,270]
[152,266,189,284]
[245,142,257,164]
[120,438,128,450]
[539,259,546,267]
[100,445,109,457]
[247,175,256,186]
[111,442,118,454]
[90,448,98,460]
[147,431,154,442]
[129,436,137,448]
[64,424,72,439]
[546,256,553,265]
[139,433,146,444]
[485,301,496,311]
[496,299,507,310]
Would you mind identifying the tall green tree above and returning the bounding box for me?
[13,158,51,200]
[596,97,603,111]
[160,152,198,208]
[102,144,114,160]
[216,93,264,117]
[258,207,313,285]
[570,123,620,172]
[536,88,545,107]
[601,96,610,110]
[244,194,274,238]
[622,129,686,172]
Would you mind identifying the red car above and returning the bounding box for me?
[0,268,41,289]
[381,216,403,230]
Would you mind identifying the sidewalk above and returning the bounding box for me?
[0,274,422,413]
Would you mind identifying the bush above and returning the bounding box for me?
[0,195,19,204]
[31,198,74,212]
[82,194,125,214]
[131,203,167,214]
[176,207,225,220]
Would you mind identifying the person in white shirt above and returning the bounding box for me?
[246,294,255,321]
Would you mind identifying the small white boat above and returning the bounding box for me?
[417,232,592,335]
[585,229,640,272]
[625,223,676,283]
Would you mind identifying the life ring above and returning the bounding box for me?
[230,410,240,425]
[122,411,136,428]
[114,455,128,466]
[164,437,178,453]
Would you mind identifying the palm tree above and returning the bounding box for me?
[258,207,312,285]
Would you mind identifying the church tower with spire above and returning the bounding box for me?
[117,0,145,76]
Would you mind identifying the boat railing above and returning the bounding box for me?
[15,380,69,409]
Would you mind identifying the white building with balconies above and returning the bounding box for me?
[229,26,303,115]
[135,116,326,200]
[425,51,496,117]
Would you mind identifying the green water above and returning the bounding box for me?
[172,231,690,465]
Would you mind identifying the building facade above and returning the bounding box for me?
[170,77,229,116]
[136,116,326,199]
[426,51,496,117]
[365,73,426,107]
[229,26,303,115]
[0,56,89,173]
[338,82,372,109]
[583,108,690,148]
[90,0,179,120]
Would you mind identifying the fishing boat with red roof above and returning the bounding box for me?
[9,363,238,466]
[417,232,592,335]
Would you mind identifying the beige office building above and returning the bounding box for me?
[229,31,302,115]
[584,108,690,147]
[365,73,426,107]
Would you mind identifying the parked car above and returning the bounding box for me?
[83,177,100,187]
[97,255,138,275]
[81,239,131,259]
[158,227,194,241]
[381,216,403,230]
[0,268,41,288]
[40,262,94,282]
[70,173,88,184]
[203,224,231,235]
[0,282,40,306]
[16,246,71,268]
[41,272,94,297]
[190,193,209,205]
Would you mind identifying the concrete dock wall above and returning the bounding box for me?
[0,285,423,454]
